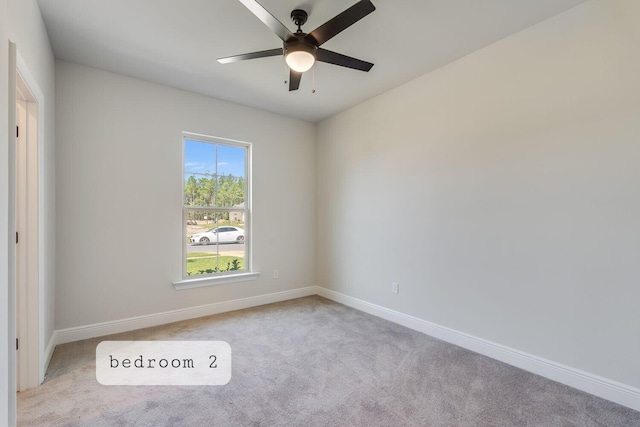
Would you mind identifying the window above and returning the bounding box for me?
[181,133,251,282]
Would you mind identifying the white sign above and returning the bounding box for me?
[96,341,231,386]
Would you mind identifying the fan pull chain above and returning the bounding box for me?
[312,67,316,94]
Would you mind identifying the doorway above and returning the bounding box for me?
[15,62,43,391]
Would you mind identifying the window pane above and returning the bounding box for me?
[184,140,216,175]
[184,173,217,207]
[216,175,245,208]
[185,209,246,276]
[217,145,245,178]
[184,139,217,207]
[217,145,246,208]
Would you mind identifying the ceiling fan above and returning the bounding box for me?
[217,0,376,91]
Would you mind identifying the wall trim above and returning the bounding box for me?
[16,50,47,391]
[42,332,56,382]
[55,286,317,346]
[316,287,640,412]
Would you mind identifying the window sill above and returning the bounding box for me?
[173,272,260,291]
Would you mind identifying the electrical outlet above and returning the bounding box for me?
[273,270,279,279]
[391,282,399,294]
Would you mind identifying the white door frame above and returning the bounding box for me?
[7,40,18,427]
[13,48,45,391]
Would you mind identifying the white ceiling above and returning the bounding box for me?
[37,0,587,122]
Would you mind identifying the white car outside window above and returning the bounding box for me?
[190,226,245,245]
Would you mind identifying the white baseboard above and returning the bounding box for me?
[41,332,56,383]
[50,285,640,412]
[55,286,318,346]
[316,287,640,413]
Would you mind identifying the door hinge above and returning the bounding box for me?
[16,231,19,244]
[16,338,19,350]
[16,126,19,138]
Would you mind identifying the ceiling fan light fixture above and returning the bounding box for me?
[217,0,376,91]
[285,43,316,72]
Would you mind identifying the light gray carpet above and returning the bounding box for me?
[17,296,640,426]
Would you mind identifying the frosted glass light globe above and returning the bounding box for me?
[285,50,315,72]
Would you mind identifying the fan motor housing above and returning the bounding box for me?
[291,9,308,28]
[284,36,317,58]
[284,34,318,51]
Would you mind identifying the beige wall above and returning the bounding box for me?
[317,0,640,390]
[55,62,316,329]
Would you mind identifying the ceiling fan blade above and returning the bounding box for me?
[238,0,294,42]
[307,0,376,46]
[289,70,302,91]
[217,48,283,64]
[316,48,374,72]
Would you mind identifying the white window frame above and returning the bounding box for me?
[173,132,258,290]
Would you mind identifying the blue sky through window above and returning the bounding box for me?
[184,139,245,178]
